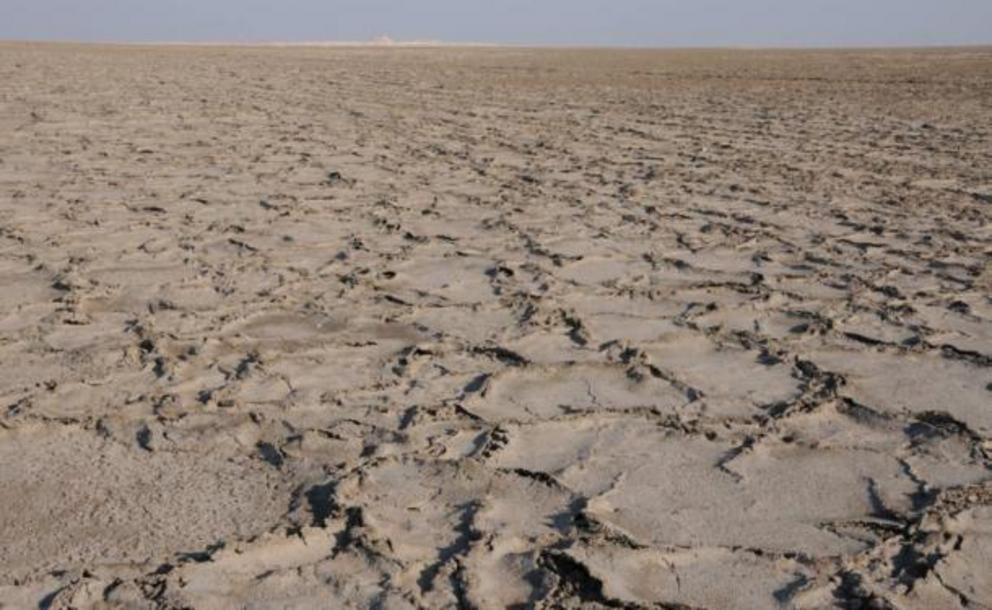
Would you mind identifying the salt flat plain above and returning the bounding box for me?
[0,43,991,608]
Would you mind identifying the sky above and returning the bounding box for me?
[1,0,990,47]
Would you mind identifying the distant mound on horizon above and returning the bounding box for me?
[264,35,452,47]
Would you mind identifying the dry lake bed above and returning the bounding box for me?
[1,42,991,608]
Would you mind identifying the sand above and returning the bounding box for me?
[0,42,990,609]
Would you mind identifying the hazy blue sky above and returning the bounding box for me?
[2,0,990,47]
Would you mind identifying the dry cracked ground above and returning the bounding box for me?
[1,42,991,609]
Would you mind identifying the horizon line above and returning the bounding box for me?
[2,38,992,51]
